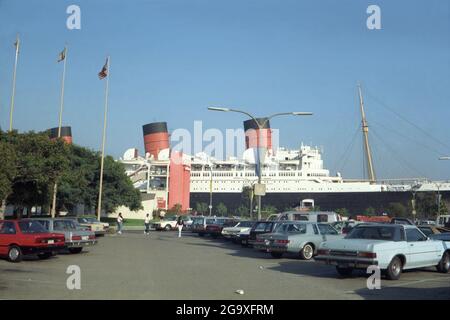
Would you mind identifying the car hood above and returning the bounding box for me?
[223,227,251,233]
[319,238,394,251]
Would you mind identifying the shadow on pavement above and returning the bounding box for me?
[354,285,450,300]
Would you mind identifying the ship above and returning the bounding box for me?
[119,86,450,216]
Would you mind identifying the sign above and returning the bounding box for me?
[254,183,266,196]
[157,197,166,209]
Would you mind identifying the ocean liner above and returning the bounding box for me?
[119,87,450,215]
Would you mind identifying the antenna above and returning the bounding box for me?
[358,83,376,182]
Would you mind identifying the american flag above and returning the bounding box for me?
[57,47,66,62]
[98,58,108,80]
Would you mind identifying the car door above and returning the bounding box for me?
[406,228,441,268]
[0,221,17,255]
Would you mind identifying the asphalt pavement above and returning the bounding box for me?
[1,231,449,299]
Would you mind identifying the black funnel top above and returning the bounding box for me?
[143,122,168,135]
[243,118,270,131]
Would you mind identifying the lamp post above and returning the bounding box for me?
[208,107,312,220]
[439,157,450,160]
[208,164,213,216]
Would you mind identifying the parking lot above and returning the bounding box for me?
[1,230,449,300]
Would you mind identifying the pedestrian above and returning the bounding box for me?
[117,212,124,234]
[176,216,184,238]
[144,213,151,235]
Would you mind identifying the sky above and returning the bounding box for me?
[0,0,449,180]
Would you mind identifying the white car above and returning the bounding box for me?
[221,221,255,240]
[152,216,178,231]
[315,223,450,280]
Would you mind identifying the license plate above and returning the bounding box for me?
[82,236,88,240]
[47,240,54,244]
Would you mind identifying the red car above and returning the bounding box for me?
[0,219,66,262]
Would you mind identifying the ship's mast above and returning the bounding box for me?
[358,83,376,182]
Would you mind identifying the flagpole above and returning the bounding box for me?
[9,34,20,132]
[97,56,110,221]
[50,46,68,218]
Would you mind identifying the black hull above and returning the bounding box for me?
[190,191,450,215]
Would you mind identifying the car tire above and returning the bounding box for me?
[164,224,171,231]
[437,251,450,273]
[270,252,283,259]
[385,256,403,280]
[8,245,23,263]
[241,240,248,247]
[198,233,204,237]
[336,266,353,277]
[69,247,83,254]
[299,244,314,260]
[37,252,52,260]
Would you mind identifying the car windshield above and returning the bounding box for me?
[54,220,78,230]
[238,221,254,228]
[418,227,433,236]
[254,222,271,232]
[19,221,48,234]
[206,219,215,224]
[346,226,402,241]
[274,223,307,234]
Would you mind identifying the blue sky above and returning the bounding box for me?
[0,0,449,180]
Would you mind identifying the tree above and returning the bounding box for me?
[236,204,249,217]
[335,208,349,217]
[387,202,407,217]
[363,207,376,216]
[195,202,209,215]
[0,133,17,219]
[215,202,227,216]
[5,130,70,217]
[169,203,182,214]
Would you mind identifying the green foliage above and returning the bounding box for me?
[215,202,227,216]
[4,130,70,214]
[0,134,17,201]
[262,205,277,215]
[236,204,249,217]
[195,202,209,214]
[387,202,408,217]
[363,207,376,216]
[0,129,142,216]
[335,208,349,217]
[416,193,448,218]
[169,203,182,214]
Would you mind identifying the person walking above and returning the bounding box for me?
[144,213,151,235]
[117,212,124,235]
[176,216,184,238]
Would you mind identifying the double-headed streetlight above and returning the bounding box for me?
[208,107,313,220]
[439,157,450,160]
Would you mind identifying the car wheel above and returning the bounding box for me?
[336,266,353,277]
[299,244,314,260]
[241,240,248,247]
[8,245,23,263]
[198,233,204,237]
[437,251,450,273]
[37,252,52,260]
[270,252,283,259]
[69,247,83,254]
[164,224,171,231]
[385,256,403,280]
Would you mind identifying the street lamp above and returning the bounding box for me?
[208,106,313,220]
[439,157,450,160]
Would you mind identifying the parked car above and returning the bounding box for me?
[205,218,239,238]
[34,218,97,254]
[0,219,65,262]
[152,216,178,231]
[72,216,107,236]
[417,225,450,237]
[254,221,342,259]
[221,221,256,242]
[181,215,194,229]
[246,221,281,247]
[315,223,450,280]
[267,211,340,223]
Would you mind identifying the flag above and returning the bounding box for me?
[57,47,66,62]
[98,58,108,80]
